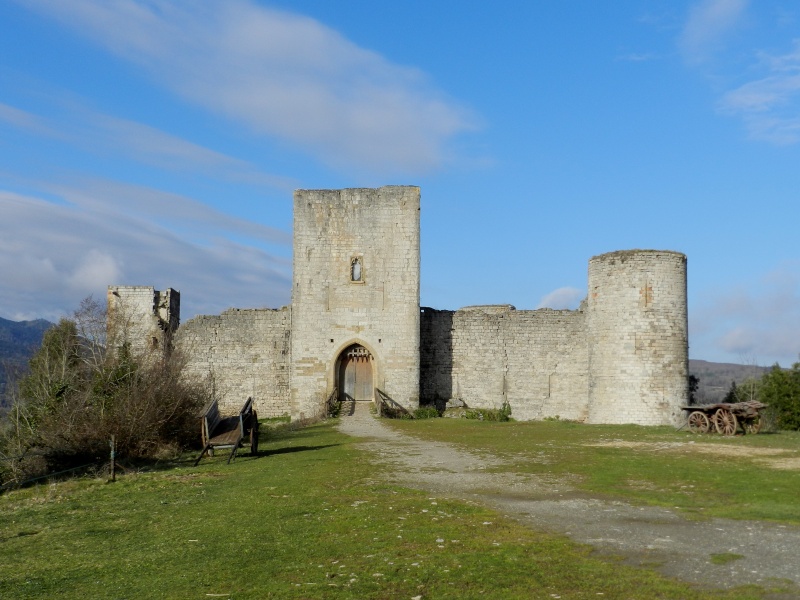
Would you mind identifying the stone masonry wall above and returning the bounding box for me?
[421,305,589,421]
[107,192,688,428]
[176,308,291,417]
[587,250,688,425]
[291,187,420,420]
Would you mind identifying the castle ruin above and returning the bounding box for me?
[108,186,688,425]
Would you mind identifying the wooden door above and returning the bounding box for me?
[339,345,373,401]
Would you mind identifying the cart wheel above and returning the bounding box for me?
[713,409,738,436]
[688,411,710,434]
[250,413,259,455]
[745,417,761,435]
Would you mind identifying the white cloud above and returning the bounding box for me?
[42,176,291,246]
[23,0,478,175]
[68,249,122,292]
[674,3,800,146]
[0,102,61,138]
[679,0,748,64]
[0,101,295,190]
[716,325,799,363]
[690,263,800,366]
[617,52,661,63]
[536,287,584,310]
[0,185,292,322]
[718,41,800,144]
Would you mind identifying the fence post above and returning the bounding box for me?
[109,436,116,483]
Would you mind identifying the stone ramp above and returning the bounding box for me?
[341,400,373,420]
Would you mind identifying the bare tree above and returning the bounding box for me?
[1,297,210,486]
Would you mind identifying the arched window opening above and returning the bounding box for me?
[350,257,363,282]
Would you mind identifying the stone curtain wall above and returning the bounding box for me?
[587,250,688,425]
[176,308,292,417]
[420,306,589,420]
[291,187,421,420]
[107,192,688,427]
[504,309,589,421]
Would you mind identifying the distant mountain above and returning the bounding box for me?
[0,317,54,407]
[689,359,771,404]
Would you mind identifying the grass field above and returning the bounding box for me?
[386,419,800,526]
[0,418,796,599]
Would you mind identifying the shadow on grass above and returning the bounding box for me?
[4,421,344,485]
[182,443,343,467]
[262,443,341,457]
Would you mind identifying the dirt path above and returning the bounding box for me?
[337,403,800,593]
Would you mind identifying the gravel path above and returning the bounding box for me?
[338,403,800,593]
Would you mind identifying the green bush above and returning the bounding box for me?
[463,401,512,422]
[413,406,441,419]
[760,363,800,431]
[714,364,800,432]
[380,405,412,419]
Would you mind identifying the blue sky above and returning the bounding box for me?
[1,0,798,367]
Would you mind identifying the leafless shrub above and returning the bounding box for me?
[0,298,209,486]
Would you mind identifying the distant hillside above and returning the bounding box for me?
[0,317,54,407]
[689,359,771,404]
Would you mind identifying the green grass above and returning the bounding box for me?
[385,419,800,525]
[0,420,788,599]
[710,553,744,566]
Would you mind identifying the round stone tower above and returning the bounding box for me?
[587,250,688,425]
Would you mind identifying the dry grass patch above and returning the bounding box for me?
[586,440,800,470]
[385,419,800,524]
[757,457,800,470]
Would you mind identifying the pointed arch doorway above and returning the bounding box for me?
[337,344,374,402]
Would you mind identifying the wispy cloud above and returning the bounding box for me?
[674,2,800,146]
[616,52,661,63]
[22,0,479,175]
[536,287,584,310]
[690,263,800,366]
[0,101,295,190]
[679,0,748,64]
[719,40,800,144]
[0,98,294,320]
[0,102,61,138]
[0,184,291,322]
[41,176,291,246]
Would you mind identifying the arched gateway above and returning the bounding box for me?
[337,344,374,402]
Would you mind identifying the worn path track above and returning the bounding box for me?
[338,402,800,593]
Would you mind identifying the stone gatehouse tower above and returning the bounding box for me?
[108,185,688,425]
[290,187,420,420]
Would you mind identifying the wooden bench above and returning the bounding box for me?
[194,397,259,465]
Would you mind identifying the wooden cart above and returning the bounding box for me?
[681,400,767,436]
[194,397,259,465]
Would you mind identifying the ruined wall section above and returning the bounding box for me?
[419,307,453,403]
[420,305,589,421]
[587,250,688,425]
[107,286,179,359]
[176,308,291,417]
[291,187,420,420]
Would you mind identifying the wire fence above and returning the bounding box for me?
[0,461,103,492]
[0,438,116,492]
